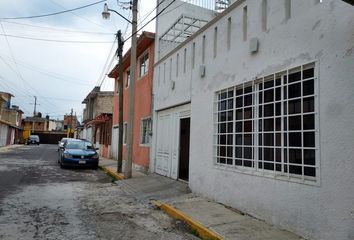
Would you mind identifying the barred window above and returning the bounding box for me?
[139,53,149,77]
[140,118,151,145]
[214,63,318,182]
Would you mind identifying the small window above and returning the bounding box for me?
[139,53,149,77]
[183,48,187,73]
[214,27,218,58]
[262,0,267,32]
[192,42,196,69]
[285,0,291,20]
[176,53,179,77]
[227,17,231,50]
[125,70,130,88]
[243,6,248,41]
[202,35,206,64]
[123,122,127,144]
[140,118,151,145]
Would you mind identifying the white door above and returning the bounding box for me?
[155,104,190,179]
[155,114,171,177]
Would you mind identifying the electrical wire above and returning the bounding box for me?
[0,20,114,35]
[0,33,114,43]
[0,0,107,20]
[47,0,111,31]
[0,23,57,111]
[0,54,93,86]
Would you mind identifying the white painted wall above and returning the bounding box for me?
[0,124,7,147]
[111,126,118,160]
[152,0,354,239]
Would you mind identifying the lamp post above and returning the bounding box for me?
[102,1,137,178]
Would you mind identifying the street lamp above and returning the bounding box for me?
[102,1,137,179]
[102,3,132,24]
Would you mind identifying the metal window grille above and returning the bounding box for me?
[139,53,149,77]
[214,62,318,183]
[140,118,151,145]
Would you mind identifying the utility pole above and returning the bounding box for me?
[117,30,124,173]
[68,108,73,138]
[125,0,138,179]
[32,96,37,134]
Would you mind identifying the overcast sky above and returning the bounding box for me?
[0,0,156,121]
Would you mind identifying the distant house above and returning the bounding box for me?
[63,114,78,137]
[0,92,23,146]
[108,31,155,172]
[82,86,113,158]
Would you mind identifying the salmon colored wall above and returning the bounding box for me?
[112,40,154,168]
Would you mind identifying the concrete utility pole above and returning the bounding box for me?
[117,30,124,173]
[32,96,37,133]
[33,96,37,116]
[68,108,73,138]
[125,0,138,179]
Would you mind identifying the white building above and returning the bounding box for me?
[150,0,354,239]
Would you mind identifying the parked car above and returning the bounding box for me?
[57,138,69,151]
[58,139,99,169]
[27,135,40,145]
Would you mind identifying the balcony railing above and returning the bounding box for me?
[181,0,229,11]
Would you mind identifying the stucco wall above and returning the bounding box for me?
[153,1,354,239]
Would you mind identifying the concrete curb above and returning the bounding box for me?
[151,200,224,240]
[98,165,124,181]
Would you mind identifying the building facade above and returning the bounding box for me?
[82,86,114,158]
[0,92,23,146]
[109,31,155,172]
[151,1,354,239]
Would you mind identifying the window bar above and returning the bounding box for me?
[242,82,245,167]
[261,77,265,173]
[286,69,290,179]
[255,80,259,171]
[233,86,236,166]
[273,74,276,174]
[281,74,285,174]
[252,80,255,168]
[300,65,305,181]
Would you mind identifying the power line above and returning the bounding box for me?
[0,54,93,86]
[0,24,57,111]
[0,33,114,43]
[0,0,107,20]
[47,0,111,31]
[1,20,114,35]
[96,38,117,86]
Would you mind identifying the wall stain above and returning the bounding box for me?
[345,46,354,57]
[312,20,321,31]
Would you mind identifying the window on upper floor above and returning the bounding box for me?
[139,52,149,77]
[214,62,318,183]
[126,70,130,88]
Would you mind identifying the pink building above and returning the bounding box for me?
[109,31,155,171]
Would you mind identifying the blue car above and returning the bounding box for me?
[58,139,99,169]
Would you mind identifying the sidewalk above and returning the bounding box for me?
[99,157,302,240]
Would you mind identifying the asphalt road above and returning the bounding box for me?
[0,144,198,240]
